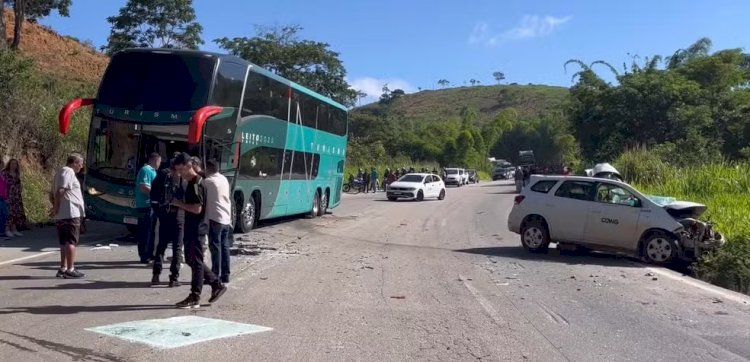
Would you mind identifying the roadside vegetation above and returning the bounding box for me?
[616,149,750,293]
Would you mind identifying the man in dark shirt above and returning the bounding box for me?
[170,153,227,309]
[150,158,184,287]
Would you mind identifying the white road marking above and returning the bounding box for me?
[458,274,505,325]
[645,266,750,305]
[0,236,118,267]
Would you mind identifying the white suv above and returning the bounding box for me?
[507,175,724,265]
[443,168,464,186]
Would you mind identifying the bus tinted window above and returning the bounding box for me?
[212,61,246,108]
[239,146,283,179]
[284,150,320,180]
[241,71,288,121]
[98,52,215,111]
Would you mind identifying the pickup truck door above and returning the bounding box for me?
[546,180,596,242]
[583,182,641,249]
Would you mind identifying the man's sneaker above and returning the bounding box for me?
[64,270,85,279]
[175,294,200,309]
[208,284,227,304]
[56,269,66,278]
[151,275,160,286]
[168,279,181,288]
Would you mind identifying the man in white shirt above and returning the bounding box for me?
[51,153,86,279]
[203,159,233,284]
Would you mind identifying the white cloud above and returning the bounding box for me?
[468,15,572,46]
[348,77,415,106]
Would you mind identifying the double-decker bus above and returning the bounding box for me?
[59,48,348,233]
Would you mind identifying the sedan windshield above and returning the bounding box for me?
[398,175,425,183]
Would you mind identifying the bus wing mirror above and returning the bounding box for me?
[188,106,224,145]
[58,98,95,135]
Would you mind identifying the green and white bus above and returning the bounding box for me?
[59,48,348,233]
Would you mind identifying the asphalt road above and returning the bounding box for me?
[0,180,749,362]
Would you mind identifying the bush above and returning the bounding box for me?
[626,153,750,294]
[0,50,95,225]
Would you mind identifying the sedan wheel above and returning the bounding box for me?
[521,220,550,252]
[644,232,677,265]
[438,189,445,200]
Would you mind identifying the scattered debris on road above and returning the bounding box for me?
[390,296,406,299]
[91,246,112,251]
[712,298,723,304]
[652,277,659,281]
[645,272,655,277]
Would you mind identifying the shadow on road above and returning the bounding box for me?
[18,260,146,271]
[14,280,155,291]
[0,304,175,316]
[454,246,642,268]
[0,330,128,362]
[486,190,519,195]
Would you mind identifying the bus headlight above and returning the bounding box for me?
[87,187,104,196]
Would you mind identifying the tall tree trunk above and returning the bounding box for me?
[0,1,7,49]
[11,0,25,50]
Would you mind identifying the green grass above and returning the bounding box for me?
[616,149,750,294]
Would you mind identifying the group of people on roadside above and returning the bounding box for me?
[0,158,27,240]
[48,151,230,309]
[349,166,441,192]
[514,163,576,192]
[133,152,231,309]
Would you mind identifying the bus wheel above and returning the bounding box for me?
[238,196,256,233]
[317,190,328,217]
[308,190,320,219]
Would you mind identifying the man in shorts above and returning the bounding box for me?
[51,153,86,279]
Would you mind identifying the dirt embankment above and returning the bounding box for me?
[3,9,109,83]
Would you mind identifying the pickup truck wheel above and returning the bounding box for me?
[643,232,677,265]
[438,189,445,200]
[521,220,550,253]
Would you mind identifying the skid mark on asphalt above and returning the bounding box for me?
[86,316,272,349]
[537,302,570,326]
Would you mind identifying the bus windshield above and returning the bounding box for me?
[97,51,216,112]
[88,117,188,184]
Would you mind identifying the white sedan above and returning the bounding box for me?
[386,173,446,201]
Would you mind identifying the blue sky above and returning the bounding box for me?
[41,0,750,103]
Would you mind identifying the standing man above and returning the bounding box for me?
[370,167,378,193]
[171,153,227,309]
[204,159,232,284]
[151,158,184,287]
[51,153,86,279]
[135,152,160,264]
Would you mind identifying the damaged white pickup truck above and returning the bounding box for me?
[507,175,725,265]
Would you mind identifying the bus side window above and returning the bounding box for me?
[239,146,282,179]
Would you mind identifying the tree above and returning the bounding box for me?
[437,79,450,88]
[216,25,357,107]
[492,71,505,84]
[469,79,478,86]
[0,1,6,49]
[6,0,72,49]
[103,0,203,55]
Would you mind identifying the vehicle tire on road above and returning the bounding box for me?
[438,189,445,200]
[642,231,677,265]
[317,190,328,217]
[521,219,550,253]
[416,190,424,201]
[387,196,397,201]
[308,190,320,218]
[237,195,257,233]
